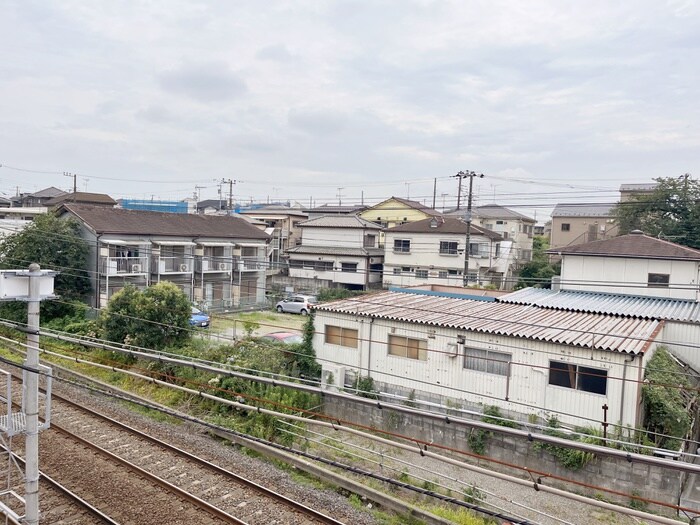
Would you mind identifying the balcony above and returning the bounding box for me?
[101,257,148,275]
[154,256,192,274]
[234,256,266,272]
[198,258,230,273]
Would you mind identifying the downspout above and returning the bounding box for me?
[366,317,374,378]
[619,353,636,428]
[96,233,102,309]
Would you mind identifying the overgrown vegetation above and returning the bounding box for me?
[352,374,379,399]
[534,416,602,470]
[641,346,692,450]
[467,405,517,455]
[316,287,365,302]
[515,236,560,289]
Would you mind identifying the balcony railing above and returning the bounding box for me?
[234,256,266,271]
[101,257,148,275]
[154,256,192,273]
[199,258,230,272]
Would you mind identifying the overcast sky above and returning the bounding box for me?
[1,1,698,218]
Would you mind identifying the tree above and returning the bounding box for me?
[614,175,700,249]
[515,236,560,289]
[0,213,91,321]
[100,281,191,350]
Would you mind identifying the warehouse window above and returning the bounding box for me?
[648,273,669,287]
[388,335,427,361]
[325,325,359,348]
[464,348,511,376]
[549,361,607,395]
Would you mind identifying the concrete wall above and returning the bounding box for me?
[324,395,681,517]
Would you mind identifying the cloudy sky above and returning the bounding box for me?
[1,1,699,218]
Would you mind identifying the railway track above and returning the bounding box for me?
[45,392,343,525]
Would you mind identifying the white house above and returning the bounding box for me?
[0,207,47,238]
[383,217,506,288]
[286,216,384,290]
[313,287,661,429]
[58,204,270,310]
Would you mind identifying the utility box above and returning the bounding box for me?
[0,271,56,301]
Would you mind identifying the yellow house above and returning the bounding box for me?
[359,196,440,229]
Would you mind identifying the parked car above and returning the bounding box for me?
[275,295,318,315]
[260,331,304,345]
[190,307,210,328]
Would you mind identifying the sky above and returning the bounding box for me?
[1,1,699,220]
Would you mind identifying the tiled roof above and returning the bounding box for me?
[499,288,700,323]
[551,203,616,218]
[304,204,368,214]
[548,231,700,261]
[287,245,384,256]
[385,217,502,240]
[365,196,441,216]
[299,215,383,229]
[45,192,117,206]
[59,204,269,240]
[314,290,659,354]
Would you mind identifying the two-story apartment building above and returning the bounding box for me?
[58,204,269,311]
[286,216,384,290]
[382,217,506,288]
[549,203,618,250]
[359,197,440,243]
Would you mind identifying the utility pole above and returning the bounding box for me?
[64,172,76,194]
[221,179,236,210]
[460,171,484,287]
[432,178,437,209]
[452,171,466,210]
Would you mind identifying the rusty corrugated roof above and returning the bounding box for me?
[314,290,660,354]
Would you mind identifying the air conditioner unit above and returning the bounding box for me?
[131,264,142,273]
[179,263,189,272]
[218,262,228,271]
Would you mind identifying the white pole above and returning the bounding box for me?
[25,263,41,524]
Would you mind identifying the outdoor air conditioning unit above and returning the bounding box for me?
[218,262,227,271]
[131,264,142,273]
[179,263,189,272]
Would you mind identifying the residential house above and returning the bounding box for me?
[18,186,66,207]
[0,208,47,238]
[313,287,660,428]
[382,217,506,288]
[619,183,658,203]
[238,205,308,271]
[57,204,269,311]
[286,216,384,291]
[359,197,440,245]
[45,191,117,208]
[305,204,368,220]
[196,199,231,214]
[549,203,618,251]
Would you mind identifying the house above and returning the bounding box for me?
[549,203,618,251]
[619,183,658,203]
[57,204,270,311]
[382,217,506,288]
[45,191,117,207]
[196,199,231,214]
[238,205,308,271]
[359,197,440,234]
[286,216,384,291]
[0,208,47,238]
[18,186,66,207]
[313,287,661,428]
[305,204,368,220]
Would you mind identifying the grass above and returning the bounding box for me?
[210,310,305,335]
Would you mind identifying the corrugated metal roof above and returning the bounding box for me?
[551,203,616,217]
[499,288,700,323]
[315,290,660,354]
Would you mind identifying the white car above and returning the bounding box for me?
[275,295,318,315]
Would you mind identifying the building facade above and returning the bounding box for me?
[550,203,618,250]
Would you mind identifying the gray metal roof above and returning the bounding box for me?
[499,288,700,323]
[299,215,383,229]
[551,203,616,218]
[619,183,657,192]
[287,245,384,257]
[314,290,659,354]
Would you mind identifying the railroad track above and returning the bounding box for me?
[46,393,343,525]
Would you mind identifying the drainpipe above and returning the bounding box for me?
[619,353,636,428]
[366,317,374,378]
[96,234,102,309]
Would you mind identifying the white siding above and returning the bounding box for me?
[314,311,642,428]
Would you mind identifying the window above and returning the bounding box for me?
[325,325,359,348]
[447,269,460,276]
[439,241,458,255]
[502,232,509,239]
[496,220,506,225]
[495,243,501,257]
[438,271,448,279]
[393,267,401,275]
[388,335,427,361]
[520,249,532,262]
[548,361,607,395]
[464,348,511,376]
[393,239,411,253]
[364,234,376,248]
[401,266,412,273]
[341,262,358,273]
[415,269,428,279]
[648,273,670,287]
[561,223,570,232]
